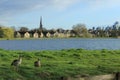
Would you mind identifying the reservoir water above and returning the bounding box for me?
[0,38,120,51]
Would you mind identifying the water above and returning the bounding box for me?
[0,38,120,51]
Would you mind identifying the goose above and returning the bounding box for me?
[11,55,22,71]
[34,58,41,67]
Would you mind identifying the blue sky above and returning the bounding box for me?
[0,0,120,30]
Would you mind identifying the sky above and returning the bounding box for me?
[0,0,120,30]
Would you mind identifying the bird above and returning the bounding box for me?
[11,55,22,71]
[34,58,41,67]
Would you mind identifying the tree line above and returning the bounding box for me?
[0,21,120,39]
[89,21,120,38]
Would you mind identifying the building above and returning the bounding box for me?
[14,17,75,38]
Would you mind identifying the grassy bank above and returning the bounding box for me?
[0,49,120,80]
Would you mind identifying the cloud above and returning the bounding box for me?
[0,0,43,16]
[0,0,80,24]
[0,0,120,25]
[88,0,120,10]
[0,0,120,17]
[51,0,79,10]
[0,0,79,16]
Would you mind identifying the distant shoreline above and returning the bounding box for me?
[0,37,118,40]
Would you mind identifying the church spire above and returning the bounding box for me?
[40,16,43,32]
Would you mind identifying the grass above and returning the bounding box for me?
[0,48,120,80]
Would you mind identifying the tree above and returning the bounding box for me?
[72,23,91,37]
[0,27,4,38]
[0,26,14,39]
[19,27,29,32]
[30,27,47,33]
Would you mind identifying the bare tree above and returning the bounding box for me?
[72,23,88,37]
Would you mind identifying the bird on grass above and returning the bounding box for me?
[34,58,41,67]
[11,55,22,71]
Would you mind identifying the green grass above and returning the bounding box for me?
[0,48,120,80]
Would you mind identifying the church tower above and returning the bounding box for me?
[39,16,43,32]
